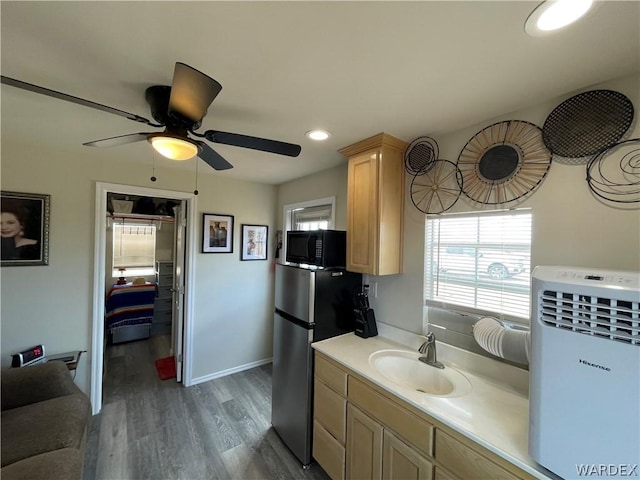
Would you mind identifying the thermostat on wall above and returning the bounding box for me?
[11,344,46,367]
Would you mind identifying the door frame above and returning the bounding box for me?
[90,181,197,414]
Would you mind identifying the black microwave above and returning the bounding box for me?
[285,229,346,268]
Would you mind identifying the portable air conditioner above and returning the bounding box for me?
[529,266,640,479]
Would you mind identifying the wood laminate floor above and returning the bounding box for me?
[83,335,329,480]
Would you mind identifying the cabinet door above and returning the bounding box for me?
[346,404,383,480]
[348,376,433,457]
[383,430,433,480]
[342,132,406,276]
[434,467,459,480]
[347,151,379,274]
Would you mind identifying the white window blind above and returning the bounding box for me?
[291,204,331,231]
[425,209,532,320]
[113,223,157,270]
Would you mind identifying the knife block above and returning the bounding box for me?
[354,308,378,338]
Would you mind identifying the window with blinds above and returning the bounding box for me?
[113,223,157,272]
[424,209,532,320]
[290,204,332,231]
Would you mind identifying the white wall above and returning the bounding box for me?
[373,73,640,334]
[189,174,277,381]
[277,163,348,230]
[6,72,634,394]
[0,140,277,394]
[276,73,640,338]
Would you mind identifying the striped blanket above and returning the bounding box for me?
[105,283,156,329]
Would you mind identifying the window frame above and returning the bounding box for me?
[424,208,532,324]
[281,196,336,260]
[111,221,157,276]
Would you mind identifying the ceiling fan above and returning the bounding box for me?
[0,62,302,171]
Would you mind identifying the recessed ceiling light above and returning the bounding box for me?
[306,130,331,141]
[525,0,594,36]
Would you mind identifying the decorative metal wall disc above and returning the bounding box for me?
[543,90,634,158]
[410,160,463,214]
[404,136,439,175]
[587,138,640,205]
[547,154,591,166]
[457,120,551,205]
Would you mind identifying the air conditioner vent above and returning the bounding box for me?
[540,290,640,345]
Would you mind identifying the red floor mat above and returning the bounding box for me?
[155,356,176,380]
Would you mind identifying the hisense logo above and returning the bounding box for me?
[579,359,611,372]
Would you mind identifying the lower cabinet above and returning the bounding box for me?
[345,403,433,480]
[434,429,520,480]
[346,404,383,480]
[313,420,345,480]
[434,466,459,480]
[313,354,348,480]
[383,430,433,480]
[313,351,536,480]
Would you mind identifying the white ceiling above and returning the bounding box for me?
[1,1,639,185]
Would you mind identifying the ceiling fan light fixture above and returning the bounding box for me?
[306,129,331,141]
[525,0,594,36]
[150,136,198,161]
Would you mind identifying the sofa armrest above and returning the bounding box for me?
[1,361,83,411]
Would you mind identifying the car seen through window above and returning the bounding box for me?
[435,246,527,280]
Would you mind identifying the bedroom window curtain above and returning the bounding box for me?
[112,222,157,270]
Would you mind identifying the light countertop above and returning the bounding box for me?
[312,332,558,480]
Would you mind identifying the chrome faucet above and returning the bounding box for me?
[418,333,444,369]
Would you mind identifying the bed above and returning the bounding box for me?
[105,282,157,344]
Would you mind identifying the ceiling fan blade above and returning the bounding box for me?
[195,141,233,171]
[204,130,302,157]
[168,63,222,126]
[1,76,157,127]
[83,133,152,148]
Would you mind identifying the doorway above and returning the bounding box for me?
[90,182,197,415]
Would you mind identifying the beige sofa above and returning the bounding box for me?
[1,361,91,480]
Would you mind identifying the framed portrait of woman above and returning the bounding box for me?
[1,191,50,266]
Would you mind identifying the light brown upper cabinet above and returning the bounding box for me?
[340,133,407,275]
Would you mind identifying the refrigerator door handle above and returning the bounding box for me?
[275,308,315,329]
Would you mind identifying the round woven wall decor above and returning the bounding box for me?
[457,120,551,205]
[587,138,640,205]
[410,160,463,215]
[543,89,634,158]
[404,136,439,175]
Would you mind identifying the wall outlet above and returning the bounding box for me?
[370,282,378,298]
[362,276,377,298]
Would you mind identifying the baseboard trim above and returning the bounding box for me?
[190,357,273,386]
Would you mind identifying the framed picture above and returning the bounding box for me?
[241,224,268,261]
[202,213,234,253]
[1,191,50,266]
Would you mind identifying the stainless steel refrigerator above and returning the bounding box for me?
[271,263,361,466]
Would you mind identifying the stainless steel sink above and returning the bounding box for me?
[369,349,472,397]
